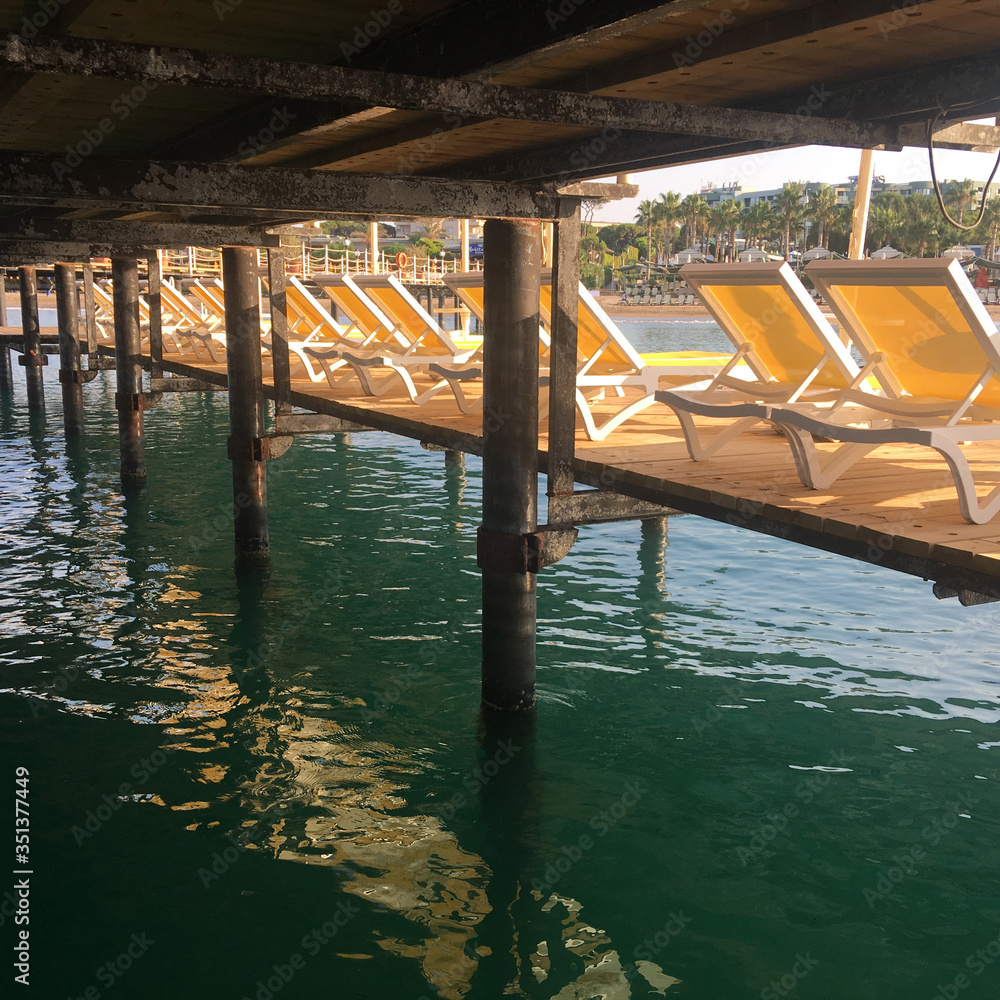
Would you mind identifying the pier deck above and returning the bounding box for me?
[143,344,1000,598]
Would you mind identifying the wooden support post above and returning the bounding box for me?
[18,266,45,410]
[112,257,146,483]
[479,218,541,712]
[82,262,97,356]
[55,263,84,436]
[222,246,269,565]
[461,218,470,272]
[0,270,11,392]
[369,220,379,274]
[267,248,292,415]
[849,148,876,260]
[146,252,163,379]
[547,204,581,499]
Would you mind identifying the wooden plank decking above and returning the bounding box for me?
[121,341,1000,598]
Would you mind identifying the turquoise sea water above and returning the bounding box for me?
[1,323,1000,1000]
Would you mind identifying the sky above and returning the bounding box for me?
[592,142,1000,224]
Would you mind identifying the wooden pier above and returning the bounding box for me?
[2,0,1000,708]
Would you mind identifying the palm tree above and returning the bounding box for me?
[705,202,728,263]
[773,183,805,259]
[867,205,903,251]
[981,197,1000,260]
[417,218,447,241]
[906,215,939,258]
[742,200,775,250]
[680,193,708,252]
[808,184,837,250]
[720,199,743,262]
[656,191,682,262]
[634,199,658,261]
[946,179,978,226]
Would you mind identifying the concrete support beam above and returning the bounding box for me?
[222,246,269,565]
[112,257,146,484]
[479,218,541,712]
[546,205,581,501]
[146,252,163,379]
[0,269,11,392]
[82,262,97,355]
[55,262,84,436]
[0,34,902,151]
[0,152,570,221]
[18,266,45,410]
[266,248,292,416]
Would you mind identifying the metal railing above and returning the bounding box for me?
[152,246,483,282]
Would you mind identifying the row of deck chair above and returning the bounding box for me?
[657,258,1000,524]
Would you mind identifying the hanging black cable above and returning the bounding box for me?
[928,112,1000,232]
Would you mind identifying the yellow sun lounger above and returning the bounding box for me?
[768,257,1000,523]
[283,272,481,410]
[444,270,733,440]
[654,262,868,459]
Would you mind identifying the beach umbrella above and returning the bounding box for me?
[674,248,705,264]
[737,249,769,262]
[802,247,830,261]
[871,246,904,259]
[943,244,975,260]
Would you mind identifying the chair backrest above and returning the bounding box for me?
[538,273,645,375]
[806,257,1000,408]
[189,279,227,322]
[352,274,459,355]
[311,272,404,347]
[283,276,346,341]
[680,261,859,388]
[94,280,150,324]
[157,280,209,329]
[445,272,550,358]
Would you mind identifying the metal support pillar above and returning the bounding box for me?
[479,218,541,712]
[112,257,146,483]
[222,246,269,565]
[547,204,581,499]
[55,263,84,436]
[146,252,163,379]
[267,248,292,415]
[18,266,45,410]
[0,270,11,392]
[82,263,98,356]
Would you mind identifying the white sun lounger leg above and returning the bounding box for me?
[576,389,659,442]
[926,434,1000,524]
[776,425,880,490]
[657,399,766,461]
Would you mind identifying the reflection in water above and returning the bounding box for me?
[5,367,1000,1000]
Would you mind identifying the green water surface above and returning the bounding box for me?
[1,344,999,1000]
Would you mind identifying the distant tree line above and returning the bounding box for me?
[591,181,1000,264]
